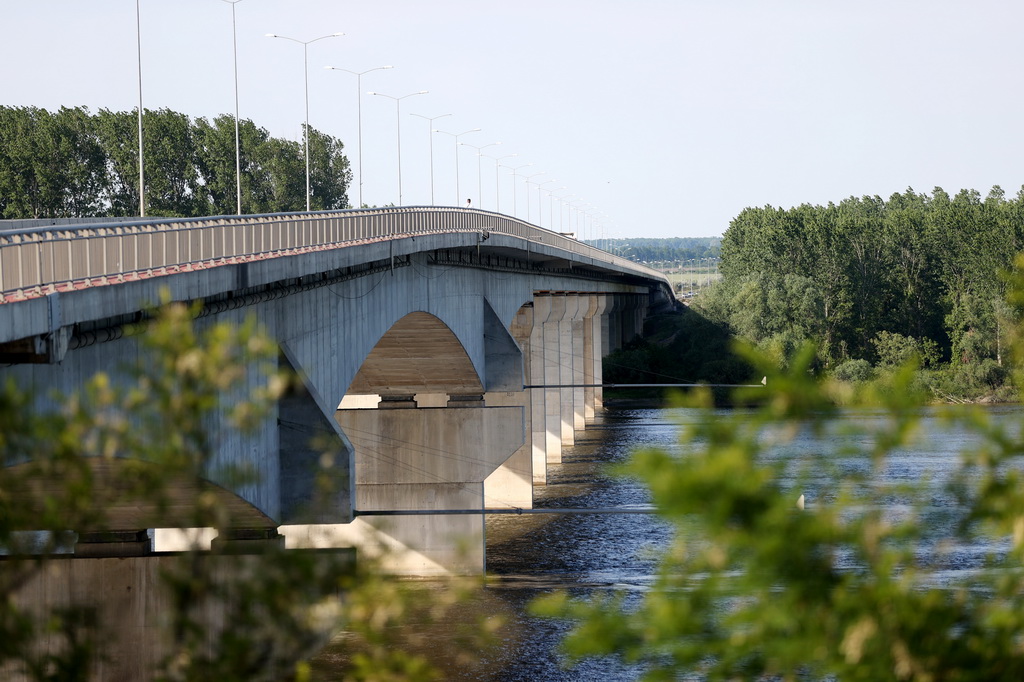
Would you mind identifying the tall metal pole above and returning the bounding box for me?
[325,65,392,208]
[505,163,533,218]
[523,171,546,223]
[135,0,145,217]
[485,153,517,213]
[546,186,566,228]
[436,128,480,205]
[266,32,344,212]
[459,141,499,209]
[222,0,243,214]
[370,90,428,205]
[410,112,451,205]
[535,179,555,226]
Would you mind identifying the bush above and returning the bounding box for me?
[872,331,939,368]
[832,358,875,383]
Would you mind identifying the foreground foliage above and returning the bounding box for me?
[0,302,478,681]
[536,259,1024,679]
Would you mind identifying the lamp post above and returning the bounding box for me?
[410,112,451,205]
[135,0,145,217]
[533,178,556,226]
[324,65,392,208]
[483,153,517,213]
[369,90,428,205]
[522,171,546,224]
[552,191,574,231]
[459,141,500,209]
[220,0,244,214]
[503,162,532,218]
[435,128,480,205]
[545,186,567,228]
[266,31,344,212]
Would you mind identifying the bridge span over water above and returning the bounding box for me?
[0,206,674,575]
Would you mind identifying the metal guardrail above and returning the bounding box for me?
[0,206,664,303]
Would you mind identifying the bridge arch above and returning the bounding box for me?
[345,311,483,398]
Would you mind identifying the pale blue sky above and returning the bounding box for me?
[3,0,1023,239]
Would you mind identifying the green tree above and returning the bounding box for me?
[307,125,351,211]
[93,108,142,217]
[0,106,107,219]
[0,300,485,681]
[142,108,204,217]
[534,261,1024,679]
[258,137,306,213]
[0,106,36,219]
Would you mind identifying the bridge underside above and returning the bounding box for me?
[1,229,667,575]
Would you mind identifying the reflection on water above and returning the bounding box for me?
[315,404,1024,680]
[480,408,677,682]
[479,404,1024,681]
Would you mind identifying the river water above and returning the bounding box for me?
[314,403,1024,680]
[480,407,677,681]
[478,403,1024,681]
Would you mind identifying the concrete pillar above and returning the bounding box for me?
[6,548,354,682]
[571,295,589,432]
[603,294,621,355]
[290,403,524,575]
[528,296,553,481]
[628,293,647,345]
[483,303,535,507]
[583,294,608,422]
[541,295,567,462]
[559,294,580,446]
[593,295,610,411]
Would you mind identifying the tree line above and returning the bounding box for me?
[695,186,1024,397]
[0,105,351,220]
[586,237,720,265]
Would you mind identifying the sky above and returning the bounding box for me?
[3,0,1024,240]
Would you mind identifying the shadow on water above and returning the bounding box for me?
[475,408,678,682]
[311,404,1024,680]
[308,407,680,681]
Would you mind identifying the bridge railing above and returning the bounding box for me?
[0,207,663,302]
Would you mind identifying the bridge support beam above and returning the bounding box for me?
[482,303,536,507]
[584,294,609,420]
[286,402,523,575]
[539,294,570,461]
[558,294,580,446]
[4,548,354,682]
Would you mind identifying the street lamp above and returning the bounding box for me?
[545,186,567,228]
[435,128,480,206]
[324,65,392,208]
[459,141,500,209]
[410,112,451,205]
[503,162,533,218]
[552,190,574,231]
[522,171,546,223]
[266,31,344,212]
[135,0,145,217]
[483,153,517,213]
[221,0,244,214]
[533,178,556,226]
[573,201,591,243]
[369,90,428,205]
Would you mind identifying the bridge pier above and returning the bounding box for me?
[4,547,354,682]
[482,303,536,507]
[285,399,524,575]
[584,294,609,421]
[558,294,580,447]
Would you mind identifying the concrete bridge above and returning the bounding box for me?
[0,207,674,575]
